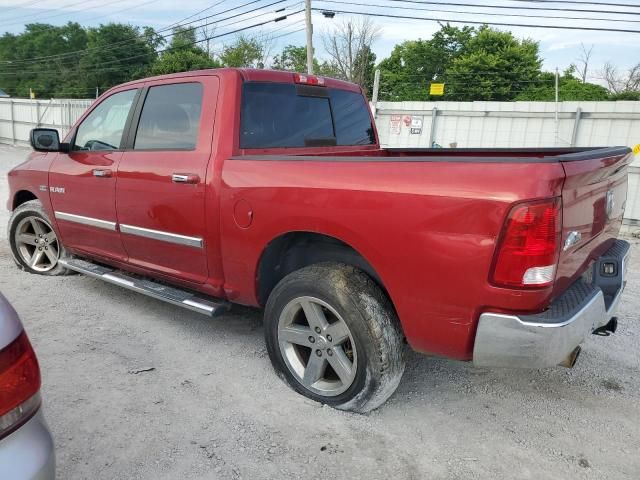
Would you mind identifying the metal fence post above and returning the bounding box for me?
[428,107,438,146]
[9,100,16,145]
[570,107,582,147]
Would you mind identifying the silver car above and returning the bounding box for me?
[0,293,55,479]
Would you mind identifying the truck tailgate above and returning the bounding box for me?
[554,147,633,296]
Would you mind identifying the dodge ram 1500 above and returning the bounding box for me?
[7,68,632,412]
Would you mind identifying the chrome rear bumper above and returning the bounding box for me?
[473,239,630,368]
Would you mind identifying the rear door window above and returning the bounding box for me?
[240,82,375,149]
[133,83,203,150]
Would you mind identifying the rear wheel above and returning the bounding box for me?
[8,200,70,276]
[264,263,405,413]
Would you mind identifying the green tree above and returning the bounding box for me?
[516,68,609,101]
[444,26,542,101]
[377,25,473,101]
[0,22,89,97]
[151,26,218,75]
[608,90,640,100]
[79,23,161,94]
[352,45,376,95]
[219,36,263,68]
[271,44,340,77]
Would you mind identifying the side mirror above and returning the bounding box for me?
[30,128,68,152]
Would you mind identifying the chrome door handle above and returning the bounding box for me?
[172,173,200,184]
[93,169,112,178]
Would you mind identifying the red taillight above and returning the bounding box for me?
[293,73,326,86]
[491,198,562,288]
[0,332,41,438]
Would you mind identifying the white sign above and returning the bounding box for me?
[390,115,402,134]
[410,116,423,135]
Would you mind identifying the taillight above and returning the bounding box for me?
[491,198,562,288]
[0,332,41,439]
[293,73,326,86]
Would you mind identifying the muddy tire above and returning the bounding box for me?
[264,262,405,413]
[8,200,71,276]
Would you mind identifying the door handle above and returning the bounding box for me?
[93,169,112,178]
[172,173,200,184]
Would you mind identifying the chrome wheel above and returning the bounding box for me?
[14,216,60,272]
[278,296,357,397]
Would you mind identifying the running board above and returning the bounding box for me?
[59,258,230,317]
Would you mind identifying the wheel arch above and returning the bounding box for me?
[11,190,39,210]
[256,231,393,310]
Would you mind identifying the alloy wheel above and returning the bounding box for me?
[277,296,357,397]
[15,216,60,272]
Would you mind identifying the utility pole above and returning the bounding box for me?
[305,0,314,74]
[554,67,559,146]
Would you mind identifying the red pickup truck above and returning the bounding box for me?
[7,68,632,412]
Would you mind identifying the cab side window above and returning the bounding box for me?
[133,83,203,150]
[73,89,137,151]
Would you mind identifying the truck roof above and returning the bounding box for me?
[112,68,363,94]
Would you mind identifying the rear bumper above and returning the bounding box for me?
[473,239,630,368]
[0,410,55,480]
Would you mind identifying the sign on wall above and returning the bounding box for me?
[389,115,402,134]
[405,115,423,135]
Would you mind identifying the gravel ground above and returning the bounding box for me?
[1,143,639,480]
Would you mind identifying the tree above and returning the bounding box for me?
[322,18,379,86]
[219,35,264,68]
[352,45,376,95]
[574,43,594,83]
[608,90,640,100]
[271,44,340,77]
[272,44,308,72]
[80,23,161,93]
[151,26,218,75]
[0,22,89,97]
[516,69,609,101]
[599,61,640,95]
[377,25,473,101]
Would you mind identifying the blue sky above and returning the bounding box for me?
[1,0,639,85]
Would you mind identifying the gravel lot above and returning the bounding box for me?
[1,143,639,480]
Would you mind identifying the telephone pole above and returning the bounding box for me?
[305,0,314,74]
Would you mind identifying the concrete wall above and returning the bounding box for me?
[0,98,93,147]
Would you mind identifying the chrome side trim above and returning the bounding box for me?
[119,224,203,248]
[54,211,117,231]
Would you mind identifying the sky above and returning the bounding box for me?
[1,0,639,85]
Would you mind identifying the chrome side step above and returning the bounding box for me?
[59,258,230,317]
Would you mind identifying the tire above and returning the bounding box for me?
[264,262,405,413]
[8,200,71,276]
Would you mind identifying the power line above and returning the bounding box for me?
[500,0,640,8]
[0,11,305,77]
[1,0,291,67]
[312,8,640,33]
[4,0,42,13]
[164,0,228,31]
[318,0,640,23]
[334,0,640,16]
[1,0,108,27]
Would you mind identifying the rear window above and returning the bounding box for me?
[240,82,375,149]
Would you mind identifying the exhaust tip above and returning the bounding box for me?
[559,346,582,368]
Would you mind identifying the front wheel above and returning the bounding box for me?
[264,263,405,413]
[8,200,71,276]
